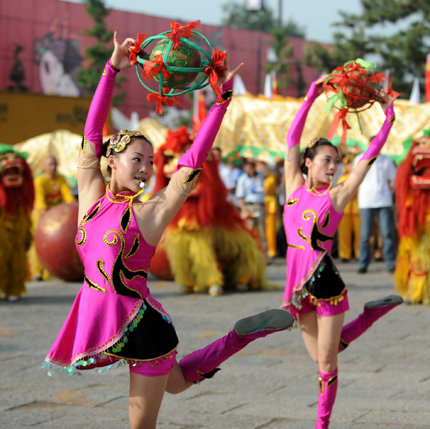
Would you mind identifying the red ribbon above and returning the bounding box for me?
[141,55,171,80]
[166,20,201,51]
[327,109,351,144]
[129,33,147,65]
[204,49,228,103]
[147,92,185,115]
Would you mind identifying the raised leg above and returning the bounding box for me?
[338,295,403,352]
[179,309,294,383]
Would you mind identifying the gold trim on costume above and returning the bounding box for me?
[287,243,305,250]
[366,157,377,168]
[97,259,110,285]
[81,202,101,226]
[319,376,323,395]
[76,228,87,246]
[105,343,179,362]
[183,168,202,183]
[322,211,330,229]
[389,115,395,123]
[327,375,338,389]
[84,274,107,293]
[215,89,233,105]
[287,198,299,206]
[126,235,140,258]
[120,206,132,234]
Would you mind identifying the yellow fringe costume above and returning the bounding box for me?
[0,207,32,299]
[264,174,278,258]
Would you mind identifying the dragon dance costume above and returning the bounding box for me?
[43,61,293,381]
[282,81,403,428]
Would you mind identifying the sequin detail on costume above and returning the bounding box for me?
[106,302,147,355]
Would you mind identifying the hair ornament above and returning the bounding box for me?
[308,137,324,148]
[106,130,142,156]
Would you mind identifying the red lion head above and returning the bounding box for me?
[0,145,35,216]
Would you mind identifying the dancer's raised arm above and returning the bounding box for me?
[136,58,243,245]
[285,79,323,200]
[77,32,135,219]
[331,94,395,213]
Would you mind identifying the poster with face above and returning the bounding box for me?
[33,17,83,97]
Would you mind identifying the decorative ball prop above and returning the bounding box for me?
[129,20,228,114]
[323,58,398,144]
[148,235,173,281]
[149,39,201,88]
[35,202,84,281]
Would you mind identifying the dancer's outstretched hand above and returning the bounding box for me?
[378,89,395,114]
[110,31,135,71]
[217,55,244,89]
[314,74,329,94]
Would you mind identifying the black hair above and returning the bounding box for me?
[300,138,339,175]
[102,135,153,176]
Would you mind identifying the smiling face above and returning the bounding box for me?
[108,138,154,193]
[305,145,339,186]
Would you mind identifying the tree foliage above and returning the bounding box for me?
[305,0,430,98]
[221,1,306,37]
[76,0,127,106]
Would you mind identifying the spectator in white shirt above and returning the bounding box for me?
[236,160,268,258]
[353,150,397,273]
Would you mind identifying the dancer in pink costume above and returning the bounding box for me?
[42,33,294,428]
[283,77,403,428]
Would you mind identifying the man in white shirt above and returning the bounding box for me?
[353,151,397,273]
[236,160,268,258]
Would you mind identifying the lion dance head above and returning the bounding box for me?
[0,144,35,216]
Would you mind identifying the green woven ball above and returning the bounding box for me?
[149,39,202,88]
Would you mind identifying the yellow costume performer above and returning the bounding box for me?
[0,145,34,300]
[30,156,75,279]
[395,136,430,305]
[264,172,278,258]
[149,127,269,296]
[337,171,360,261]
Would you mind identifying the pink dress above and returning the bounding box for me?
[43,187,178,375]
[282,184,347,318]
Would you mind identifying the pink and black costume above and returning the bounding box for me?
[43,61,294,381]
[283,82,402,428]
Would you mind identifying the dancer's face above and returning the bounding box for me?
[109,139,154,193]
[305,145,339,186]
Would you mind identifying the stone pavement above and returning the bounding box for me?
[1,259,430,429]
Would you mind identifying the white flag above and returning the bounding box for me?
[409,77,420,104]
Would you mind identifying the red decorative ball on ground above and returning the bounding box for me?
[148,235,173,280]
[35,202,84,281]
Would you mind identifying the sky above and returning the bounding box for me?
[64,0,363,44]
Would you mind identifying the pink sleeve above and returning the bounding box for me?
[287,82,320,149]
[361,104,395,162]
[83,61,118,160]
[174,79,233,172]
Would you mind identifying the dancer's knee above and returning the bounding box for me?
[318,353,337,373]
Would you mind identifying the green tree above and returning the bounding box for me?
[221,2,306,37]
[222,1,276,32]
[305,1,430,98]
[76,0,127,105]
[8,45,28,92]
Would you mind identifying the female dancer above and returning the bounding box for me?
[283,78,403,428]
[43,33,293,428]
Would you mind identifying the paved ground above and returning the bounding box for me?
[1,258,430,429]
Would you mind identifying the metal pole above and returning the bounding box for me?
[278,0,282,28]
